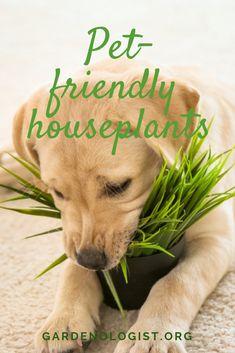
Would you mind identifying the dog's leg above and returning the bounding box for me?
[114,205,234,353]
[35,259,103,353]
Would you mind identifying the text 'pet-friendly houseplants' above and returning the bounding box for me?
[0,133,235,316]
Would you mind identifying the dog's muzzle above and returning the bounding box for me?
[76,247,107,270]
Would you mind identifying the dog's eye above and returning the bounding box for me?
[105,179,131,197]
[53,188,64,199]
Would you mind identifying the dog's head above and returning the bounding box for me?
[13,61,200,270]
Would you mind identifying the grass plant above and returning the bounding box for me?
[1,133,234,315]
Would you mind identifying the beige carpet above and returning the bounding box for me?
[0,198,234,353]
[1,1,235,352]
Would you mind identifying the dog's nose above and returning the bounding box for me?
[76,248,107,270]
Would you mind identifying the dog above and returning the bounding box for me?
[11,60,235,353]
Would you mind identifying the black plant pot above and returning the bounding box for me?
[98,237,185,310]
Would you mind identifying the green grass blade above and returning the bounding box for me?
[0,183,55,208]
[0,164,53,204]
[102,270,126,318]
[34,253,68,279]
[25,227,63,239]
[119,257,129,284]
[0,195,27,203]
[7,153,41,179]
[0,205,61,218]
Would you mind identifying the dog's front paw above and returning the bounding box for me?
[113,319,188,353]
[35,306,96,353]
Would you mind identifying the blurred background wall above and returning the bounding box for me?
[0,0,235,147]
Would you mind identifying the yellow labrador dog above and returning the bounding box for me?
[12,61,235,353]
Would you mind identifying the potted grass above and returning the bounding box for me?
[0,133,235,316]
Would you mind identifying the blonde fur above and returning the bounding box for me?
[10,61,235,353]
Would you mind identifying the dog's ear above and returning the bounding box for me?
[13,102,39,165]
[116,70,200,164]
[12,87,48,166]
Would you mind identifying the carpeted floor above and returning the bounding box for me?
[0,198,234,353]
[1,1,235,352]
